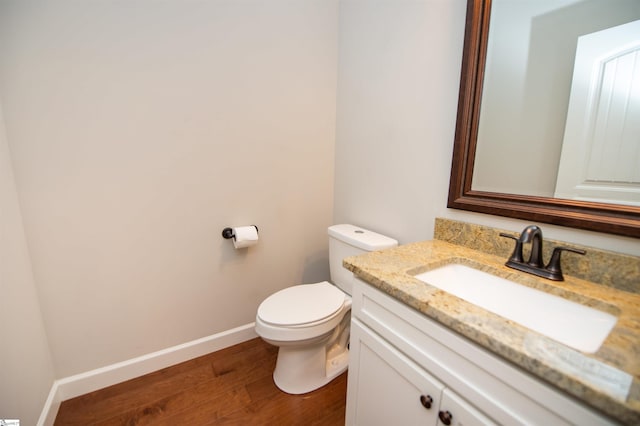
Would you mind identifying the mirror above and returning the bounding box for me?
[448,0,640,238]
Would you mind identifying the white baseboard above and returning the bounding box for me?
[37,323,257,426]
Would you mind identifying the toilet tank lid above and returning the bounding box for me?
[328,224,398,251]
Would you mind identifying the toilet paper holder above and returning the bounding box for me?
[222,225,259,240]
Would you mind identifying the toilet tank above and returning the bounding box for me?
[328,224,398,295]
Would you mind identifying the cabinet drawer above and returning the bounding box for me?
[352,278,614,425]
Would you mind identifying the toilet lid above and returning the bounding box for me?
[258,281,346,326]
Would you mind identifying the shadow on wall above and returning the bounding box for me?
[216,231,329,284]
[301,251,330,284]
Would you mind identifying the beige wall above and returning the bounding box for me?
[334,0,640,256]
[0,0,338,378]
[0,101,55,425]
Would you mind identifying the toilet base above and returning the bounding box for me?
[259,302,352,394]
[272,341,349,394]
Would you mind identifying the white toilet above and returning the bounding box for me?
[255,224,397,394]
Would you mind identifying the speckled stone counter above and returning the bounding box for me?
[343,239,640,424]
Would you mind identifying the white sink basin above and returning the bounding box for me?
[414,264,617,353]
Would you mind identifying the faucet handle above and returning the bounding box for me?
[499,232,524,263]
[545,246,586,281]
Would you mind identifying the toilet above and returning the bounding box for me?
[255,224,397,394]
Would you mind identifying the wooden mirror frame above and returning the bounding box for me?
[447,0,640,238]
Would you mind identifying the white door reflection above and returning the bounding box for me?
[555,19,640,206]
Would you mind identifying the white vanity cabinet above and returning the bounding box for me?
[345,278,617,426]
[349,319,495,425]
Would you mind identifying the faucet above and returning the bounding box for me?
[500,225,585,281]
[519,225,544,267]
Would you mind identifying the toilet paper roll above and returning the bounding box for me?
[233,225,259,249]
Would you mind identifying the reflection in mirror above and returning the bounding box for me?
[447,0,640,238]
[555,19,640,206]
[472,0,640,204]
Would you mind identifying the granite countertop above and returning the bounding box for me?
[344,240,640,425]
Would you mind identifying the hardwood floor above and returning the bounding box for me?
[55,338,347,425]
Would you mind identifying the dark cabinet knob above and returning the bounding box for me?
[419,394,433,409]
[438,410,453,425]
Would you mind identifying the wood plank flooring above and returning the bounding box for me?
[55,338,347,425]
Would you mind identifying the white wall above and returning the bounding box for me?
[0,0,338,378]
[334,0,640,257]
[334,0,464,242]
[0,101,55,426]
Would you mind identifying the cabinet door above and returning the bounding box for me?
[346,319,444,426]
[437,388,496,426]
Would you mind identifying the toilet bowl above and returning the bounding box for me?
[255,281,352,394]
[255,225,397,394]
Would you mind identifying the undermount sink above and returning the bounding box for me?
[414,264,617,353]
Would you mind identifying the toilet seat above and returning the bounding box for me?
[258,281,346,327]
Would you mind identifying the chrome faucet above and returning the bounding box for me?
[500,225,585,281]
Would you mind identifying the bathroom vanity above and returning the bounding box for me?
[343,228,640,425]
